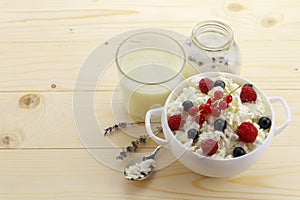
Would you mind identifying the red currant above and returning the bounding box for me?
[195,115,205,125]
[206,98,212,105]
[214,90,224,100]
[219,100,228,110]
[188,106,199,116]
[225,95,233,104]
[199,103,212,117]
[211,106,221,117]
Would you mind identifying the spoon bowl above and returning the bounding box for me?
[123,146,161,180]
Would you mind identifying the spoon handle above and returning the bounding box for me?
[143,145,162,160]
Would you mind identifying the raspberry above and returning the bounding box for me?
[199,78,214,94]
[236,122,258,143]
[201,139,218,156]
[168,114,183,131]
[240,86,257,103]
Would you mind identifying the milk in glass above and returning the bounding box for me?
[118,48,184,120]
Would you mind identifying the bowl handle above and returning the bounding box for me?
[145,107,169,146]
[268,96,291,136]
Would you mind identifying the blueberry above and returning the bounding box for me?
[233,147,246,157]
[258,117,272,129]
[182,100,194,112]
[243,83,253,87]
[187,128,199,140]
[214,80,226,89]
[214,119,227,132]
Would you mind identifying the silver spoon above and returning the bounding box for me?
[123,145,162,180]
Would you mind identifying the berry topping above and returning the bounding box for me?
[166,76,272,159]
[225,95,233,104]
[219,100,228,110]
[214,80,226,89]
[182,100,194,112]
[233,147,246,157]
[188,106,199,116]
[206,97,213,105]
[236,122,258,143]
[201,139,218,156]
[199,103,212,117]
[244,83,253,87]
[187,128,199,140]
[258,117,272,129]
[199,78,214,94]
[195,115,205,125]
[240,86,257,103]
[168,114,183,131]
[214,90,224,100]
[214,119,227,132]
[211,106,221,117]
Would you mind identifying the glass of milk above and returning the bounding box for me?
[115,32,185,121]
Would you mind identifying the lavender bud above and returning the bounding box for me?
[118,122,127,128]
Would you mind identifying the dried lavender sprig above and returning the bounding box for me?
[104,124,119,136]
[115,126,162,160]
[103,122,143,136]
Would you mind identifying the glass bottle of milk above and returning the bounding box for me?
[182,20,241,77]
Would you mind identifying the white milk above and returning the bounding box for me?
[118,49,184,120]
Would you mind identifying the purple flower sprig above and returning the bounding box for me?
[103,122,142,136]
[116,126,162,160]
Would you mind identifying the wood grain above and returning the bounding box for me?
[0,148,299,200]
[0,41,299,91]
[0,1,300,91]
[0,90,296,149]
[0,0,300,199]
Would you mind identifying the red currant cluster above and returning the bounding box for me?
[188,78,235,125]
[205,90,233,118]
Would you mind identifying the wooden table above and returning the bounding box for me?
[0,0,299,199]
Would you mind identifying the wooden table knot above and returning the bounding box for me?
[19,94,40,109]
[227,3,244,12]
[0,130,23,148]
[261,17,278,28]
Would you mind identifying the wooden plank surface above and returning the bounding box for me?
[0,148,299,200]
[0,0,299,199]
[0,90,297,149]
[0,41,299,91]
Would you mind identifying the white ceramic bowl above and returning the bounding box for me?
[145,72,291,177]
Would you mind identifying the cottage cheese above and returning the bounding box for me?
[124,159,156,180]
[167,76,270,159]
